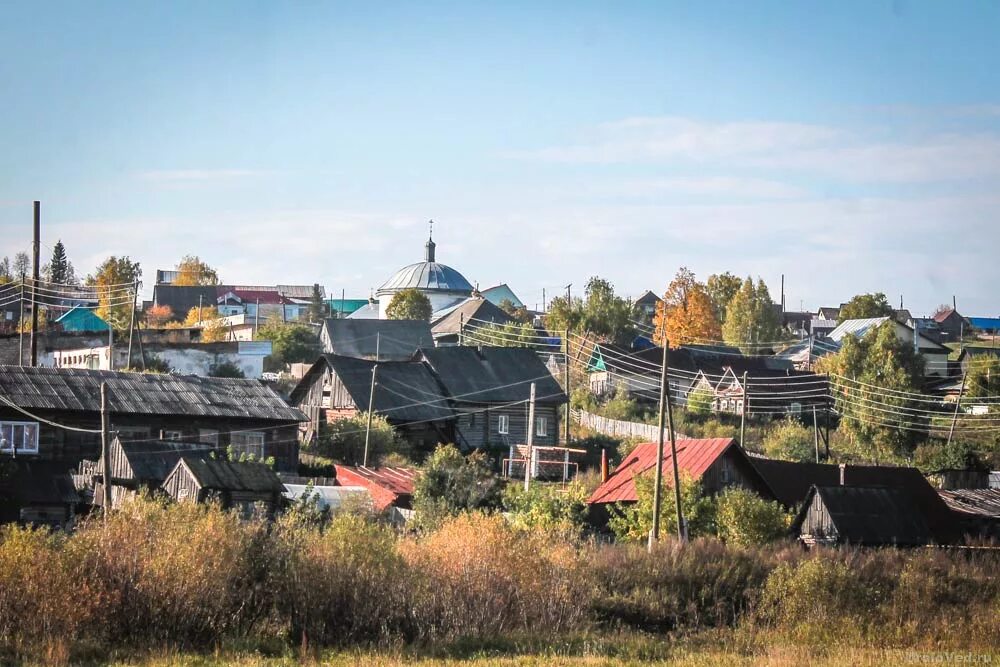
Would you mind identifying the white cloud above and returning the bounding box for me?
[135,169,271,187]
[612,176,809,200]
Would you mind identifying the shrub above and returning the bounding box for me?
[502,481,589,536]
[762,418,815,462]
[686,385,713,416]
[412,445,503,530]
[716,488,791,547]
[608,471,717,542]
[209,360,245,378]
[312,414,410,465]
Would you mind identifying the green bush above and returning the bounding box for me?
[412,445,503,530]
[608,472,717,542]
[502,481,589,536]
[312,414,410,465]
[686,385,713,416]
[762,418,815,462]
[716,488,791,547]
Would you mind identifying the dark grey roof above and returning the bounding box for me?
[0,459,80,510]
[151,285,219,321]
[377,262,473,294]
[0,366,306,422]
[795,485,932,546]
[431,298,515,336]
[293,354,454,424]
[322,319,434,361]
[117,438,217,482]
[177,457,285,493]
[417,346,567,405]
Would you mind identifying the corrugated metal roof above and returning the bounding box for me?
[322,319,434,361]
[798,485,932,546]
[431,297,515,335]
[587,438,736,505]
[0,366,306,422]
[334,465,417,510]
[827,317,891,343]
[418,346,567,405]
[179,457,285,493]
[969,317,1000,331]
[117,438,216,482]
[377,261,473,294]
[939,489,1000,518]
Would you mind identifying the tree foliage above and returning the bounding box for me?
[12,252,30,279]
[816,321,925,459]
[467,321,539,347]
[652,268,721,348]
[838,292,894,323]
[385,288,432,321]
[86,256,141,329]
[762,418,815,463]
[256,321,320,369]
[722,278,782,352]
[312,414,409,466]
[308,283,328,323]
[173,255,220,286]
[686,384,714,416]
[0,256,11,284]
[715,488,790,547]
[412,444,503,530]
[965,355,1000,400]
[145,304,174,327]
[498,298,532,324]
[543,277,634,345]
[502,482,589,536]
[608,471,717,542]
[209,361,246,379]
[706,272,742,325]
[44,240,76,285]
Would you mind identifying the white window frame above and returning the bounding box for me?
[230,431,266,459]
[790,402,802,415]
[535,416,547,437]
[0,421,39,454]
[497,414,510,435]
[162,430,184,441]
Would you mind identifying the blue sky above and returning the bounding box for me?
[2,1,999,314]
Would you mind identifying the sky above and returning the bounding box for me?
[2,1,999,315]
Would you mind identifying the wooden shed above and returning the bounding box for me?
[162,457,285,516]
[95,436,217,508]
[792,485,932,547]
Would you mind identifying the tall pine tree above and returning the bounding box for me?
[46,240,76,284]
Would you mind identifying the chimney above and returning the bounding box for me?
[600,448,609,483]
[839,463,846,486]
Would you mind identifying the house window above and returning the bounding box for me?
[535,417,547,437]
[790,402,802,415]
[0,421,39,454]
[231,431,265,459]
[178,488,189,499]
[497,415,510,435]
[162,430,184,441]
[199,429,219,446]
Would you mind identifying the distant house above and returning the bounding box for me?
[955,347,999,377]
[325,298,370,319]
[333,464,417,511]
[793,485,933,547]
[151,285,219,323]
[587,438,775,512]
[283,483,373,514]
[55,306,109,333]
[968,317,1000,336]
[320,318,434,361]
[431,297,515,345]
[52,340,273,378]
[826,317,952,378]
[95,436,216,508]
[932,308,970,343]
[162,457,285,515]
[712,368,829,417]
[0,459,79,530]
[415,346,567,450]
[480,284,525,310]
[808,319,838,338]
[633,290,662,321]
[289,354,455,448]
[816,307,841,321]
[0,366,306,471]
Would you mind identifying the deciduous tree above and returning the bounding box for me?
[86,256,141,329]
[722,277,782,352]
[838,292,894,322]
[173,255,220,286]
[706,272,742,325]
[412,444,503,530]
[652,268,721,348]
[145,304,174,327]
[385,288,432,321]
[256,321,320,369]
[12,252,29,278]
[580,276,635,345]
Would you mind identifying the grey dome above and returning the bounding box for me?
[377,261,473,294]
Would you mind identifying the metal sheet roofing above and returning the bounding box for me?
[283,484,373,512]
[797,485,932,546]
[417,346,567,405]
[334,464,417,510]
[827,317,891,343]
[116,438,217,483]
[431,297,515,336]
[322,319,434,361]
[0,366,306,422]
[939,489,1000,519]
[177,457,285,493]
[969,317,1000,332]
[378,261,474,294]
[587,438,736,505]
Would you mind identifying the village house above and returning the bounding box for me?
[289,354,456,449]
[937,489,1000,541]
[931,308,970,343]
[633,290,662,323]
[320,318,434,361]
[415,346,567,451]
[94,436,216,508]
[162,456,285,516]
[825,317,952,378]
[54,306,109,333]
[0,366,306,471]
[430,296,515,346]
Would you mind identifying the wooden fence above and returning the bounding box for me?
[573,409,685,441]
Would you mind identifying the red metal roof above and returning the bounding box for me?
[334,465,417,511]
[587,438,735,505]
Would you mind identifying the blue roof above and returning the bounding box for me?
[969,317,1000,331]
[55,306,109,332]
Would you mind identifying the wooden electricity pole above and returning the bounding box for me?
[126,281,138,369]
[564,328,571,445]
[29,201,40,367]
[651,339,684,550]
[363,363,379,467]
[946,373,967,449]
[813,406,820,463]
[100,382,112,515]
[524,382,536,491]
[739,371,749,447]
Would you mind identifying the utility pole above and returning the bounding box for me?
[100,382,112,515]
[739,371,748,447]
[946,373,967,449]
[524,382,536,491]
[459,313,464,346]
[341,288,345,318]
[564,328,571,445]
[18,278,24,367]
[566,283,572,306]
[363,363,379,467]
[126,281,137,369]
[650,338,684,550]
[813,406,820,463]
[29,201,40,367]
[198,294,204,325]
[542,288,546,312]
[375,332,381,362]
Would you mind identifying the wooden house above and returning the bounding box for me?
[0,459,80,529]
[95,436,217,508]
[162,457,285,516]
[0,366,306,472]
[931,308,970,343]
[320,318,434,361]
[793,485,933,547]
[430,297,515,345]
[712,368,829,417]
[938,489,1000,541]
[289,354,455,449]
[415,346,567,450]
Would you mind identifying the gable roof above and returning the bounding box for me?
[334,464,417,510]
[0,366,305,422]
[292,354,454,423]
[933,308,958,323]
[480,284,524,309]
[322,318,433,361]
[416,346,567,405]
[938,489,1000,519]
[115,437,216,483]
[431,297,515,336]
[634,290,662,307]
[588,438,745,505]
[55,306,109,332]
[827,317,891,343]
[173,457,285,493]
[795,485,932,546]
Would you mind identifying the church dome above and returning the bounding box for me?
[375,226,473,296]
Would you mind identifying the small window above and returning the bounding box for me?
[199,429,219,446]
[231,431,266,459]
[497,415,509,435]
[790,402,802,415]
[0,421,39,454]
[535,417,547,437]
[163,430,184,441]
[178,488,189,499]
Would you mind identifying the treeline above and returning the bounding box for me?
[1,498,999,664]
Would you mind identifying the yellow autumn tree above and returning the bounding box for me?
[652,267,721,348]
